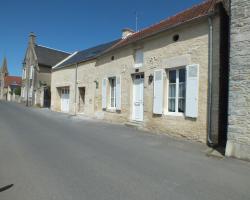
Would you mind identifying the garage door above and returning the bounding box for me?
[61,88,70,113]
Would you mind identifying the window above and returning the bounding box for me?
[30,66,34,80]
[109,77,116,108]
[168,68,186,113]
[134,49,143,68]
[22,69,26,79]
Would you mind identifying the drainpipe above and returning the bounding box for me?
[74,63,78,115]
[207,16,214,146]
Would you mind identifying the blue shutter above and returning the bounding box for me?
[153,70,164,114]
[185,64,199,118]
[116,76,121,110]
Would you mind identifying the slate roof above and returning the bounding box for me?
[104,0,219,53]
[34,45,71,67]
[53,39,120,69]
[4,76,22,88]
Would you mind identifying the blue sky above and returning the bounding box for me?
[0,0,203,76]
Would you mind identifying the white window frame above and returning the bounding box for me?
[134,49,144,68]
[22,68,26,79]
[109,77,116,109]
[166,68,186,116]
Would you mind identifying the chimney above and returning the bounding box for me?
[122,28,134,39]
[29,32,36,46]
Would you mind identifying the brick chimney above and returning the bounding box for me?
[29,32,36,46]
[122,28,134,39]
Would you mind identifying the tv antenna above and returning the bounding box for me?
[135,11,140,32]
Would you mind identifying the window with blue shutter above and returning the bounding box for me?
[168,68,186,114]
[153,70,164,114]
[116,76,121,110]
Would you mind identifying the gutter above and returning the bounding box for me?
[207,16,214,146]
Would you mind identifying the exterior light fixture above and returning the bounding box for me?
[94,80,99,89]
[149,74,154,83]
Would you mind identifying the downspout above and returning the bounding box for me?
[74,63,78,115]
[207,16,214,146]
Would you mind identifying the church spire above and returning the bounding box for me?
[1,57,8,76]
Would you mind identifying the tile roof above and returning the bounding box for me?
[4,76,22,88]
[53,39,121,69]
[34,45,71,67]
[104,0,219,53]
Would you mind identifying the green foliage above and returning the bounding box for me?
[14,87,21,96]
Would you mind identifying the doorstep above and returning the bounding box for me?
[124,121,145,131]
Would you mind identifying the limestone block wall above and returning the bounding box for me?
[51,66,76,113]
[51,15,222,143]
[76,61,96,116]
[226,0,250,160]
[95,18,217,142]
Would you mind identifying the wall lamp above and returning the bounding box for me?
[149,74,154,83]
[94,80,99,89]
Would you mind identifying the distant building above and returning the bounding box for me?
[21,33,70,107]
[0,57,9,99]
[4,76,22,101]
[0,57,22,101]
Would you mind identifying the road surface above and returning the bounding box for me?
[0,101,249,200]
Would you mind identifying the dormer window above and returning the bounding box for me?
[134,49,143,68]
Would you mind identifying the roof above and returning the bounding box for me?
[34,45,71,67]
[104,0,219,53]
[4,76,22,88]
[53,39,120,69]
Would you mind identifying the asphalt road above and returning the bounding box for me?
[0,101,249,200]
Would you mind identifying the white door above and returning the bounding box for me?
[61,88,70,113]
[132,74,144,121]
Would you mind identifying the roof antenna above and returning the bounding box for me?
[135,11,139,32]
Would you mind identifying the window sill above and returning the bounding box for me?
[164,112,185,117]
[134,64,143,69]
[106,108,117,113]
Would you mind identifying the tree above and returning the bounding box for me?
[14,87,21,96]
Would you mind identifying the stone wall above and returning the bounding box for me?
[226,0,250,160]
[51,61,96,115]
[95,17,220,142]
[51,15,222,143]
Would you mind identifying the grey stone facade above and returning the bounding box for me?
[21,33,70,107]
[226,0,250,160]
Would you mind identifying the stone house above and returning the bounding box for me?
[225,0,250,160]
[21,33,70,107]
[3,76,22,101]
[51,40,119,114]
[51,0,229,146]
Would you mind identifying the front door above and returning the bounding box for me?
[78,87,85,113]
[61,87,70,113]
[132,74,144,121]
